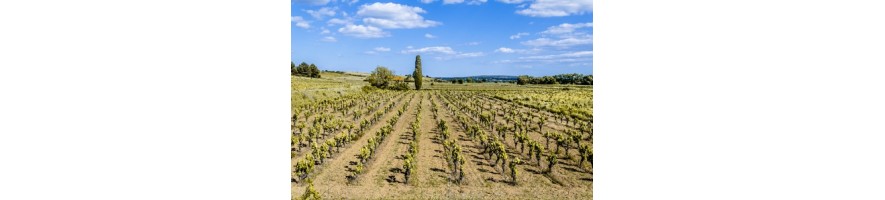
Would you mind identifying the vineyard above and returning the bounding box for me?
[292,77,592,199]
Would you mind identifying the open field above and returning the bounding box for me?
[292,73,592,199]
[291,72,368,112]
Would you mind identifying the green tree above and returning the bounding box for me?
[296,62,310,77]
[308,64,321,78]
[413,55,423,90]
[516,75,531,85]
[291,61,296,75]
[367,66,394,88]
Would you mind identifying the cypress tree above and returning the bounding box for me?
[413,55,423,90]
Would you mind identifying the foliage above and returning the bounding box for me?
[293,62,321,78]
[517,74,592,85]
[387,82,411,91]
[300,178,321,200]
[367,66,410,90]
[413,55,423,90]
[546,150,558,173]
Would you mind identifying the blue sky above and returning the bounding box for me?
[292,0,592,77]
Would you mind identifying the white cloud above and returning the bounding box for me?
[374,47,390,52]
[320,28,330,34]
[466,42,481,46]
[327,18,352,26]
[496,51,592,64]
[435,52,485,60]
[541,22,592,35]
[338,24,389,38]
[348,0,359,5]
[321,36,337,42]
[357,2,440,29]
[495,47,515,53]
[521,51,592,60]
[456,52,484,57]
[443,0,488,5]
[292,16,310,29]
[402,46,456,54]
[497,0,525,3]
[293,0,331,5]
[419,0,436,3]
[494,47,540,54]
[425,33,436,39]
[306,7,337,19]
[510,32,530,39]
[522,34,592,48]
[516,0,592,17]
[404,46,485,60]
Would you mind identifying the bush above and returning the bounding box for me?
[386,82,410,91]
[367,66,394,88]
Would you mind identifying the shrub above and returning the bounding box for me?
[387,82,410,91]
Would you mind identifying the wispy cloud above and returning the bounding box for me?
[522,35,592,48]
[401,46,484,60]
[293,0,331,6]
[306,7,337,19]
[402,46,456,54]
[374,47,391,52]
[541,22,592,35]
[425,33,436,39]
[497,0,526,4]
[321,36,337,42]
[495,47,515,53]
[292,16,310,29]
[495,47,540,54]
[496,51,592,64]
[435,52,485,60]
[443,0,488,5]
[516,0,592,17]
[521,22,593,48]
[338,24,389,38]
[510,32,530,39]
[327,18,353,26]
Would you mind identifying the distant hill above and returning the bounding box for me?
[435,75,519,82]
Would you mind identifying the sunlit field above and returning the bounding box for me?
[291,73,592,199]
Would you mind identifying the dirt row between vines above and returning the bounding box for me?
[293,91,591,199]
[432,92,593,199]
[291,93,404,165]
[476,94,594,176]
[292,93,412,196]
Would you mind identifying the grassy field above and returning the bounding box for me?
[292,73,592,199]
[291,72,368,113]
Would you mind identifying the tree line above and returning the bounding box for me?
[292,61,321,78]
[517,73,592,85]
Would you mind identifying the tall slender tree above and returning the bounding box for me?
[413,55,423,90]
